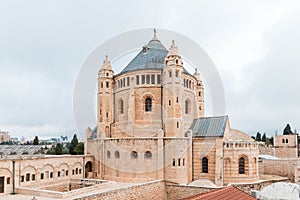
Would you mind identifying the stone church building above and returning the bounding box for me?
[85,31,259,186]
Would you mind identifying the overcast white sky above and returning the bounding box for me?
[0,0,300,140]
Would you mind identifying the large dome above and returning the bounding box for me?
[118,37,191,76]
[118,38,168,75]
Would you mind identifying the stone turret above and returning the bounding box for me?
[98,56,114,138]
[163,40,184,137]
[193,68,204,117]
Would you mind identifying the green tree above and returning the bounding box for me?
[283,124,293,135]
[262,133,266,142]
[69,134,79,155]
[255,132,261,141]
[74,142,84,155]
[33,136,39,145]
[55,143,62,155]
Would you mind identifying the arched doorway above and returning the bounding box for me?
[85,161,93,178]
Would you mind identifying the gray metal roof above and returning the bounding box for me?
[118,38,191,76]
[190,116,228,138]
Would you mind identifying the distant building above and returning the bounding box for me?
[0,130,10,143]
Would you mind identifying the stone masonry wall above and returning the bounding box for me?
[74,180,165,200]
[259,159,299,182]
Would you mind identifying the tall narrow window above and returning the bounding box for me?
[123,78,125,87]
[146,75,150,84]
[151,74,155,84]
[142,75,145,84]
[183,158,185,166]
[202,157,208,173]
[136,75,140,85]
[169,70,172,77]
[185,100,189,114]
[145,98,152,112]
[127,77,130,86]
[178,159,181,166]
[175,70,179,77]
[120,99,124,114]
[177,122,179,128]
[157,74,161,84]
[239,157,245,174]
[172,159,176,166]
[183,78,186,87]
[106,82,109,88]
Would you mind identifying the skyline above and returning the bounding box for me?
[1,1,300,139]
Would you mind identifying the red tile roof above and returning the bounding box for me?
[184,186,256,200]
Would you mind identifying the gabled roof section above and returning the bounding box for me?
[184,186,256,200]
[190,116,228,138]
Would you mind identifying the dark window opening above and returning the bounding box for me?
[169,100,171,106]
[120,100,124,114]
[202,157,208,173]
[145,98,152,112]
[177,122,179,128]
[176,97,179,103]
[58,171,61,177]
[151,74,155,84]
[106,82,109,88]
[169,71,172,77]
[107,151,111,159]
[142,75,145,84]
[185,101,189,114]
[7,177,10,184]
[157,74,161,84]
[144,151,152,159]
[178,159,181,166]
[26,173,30,181]
[176,70,179,77]
[183,158,185,166]
[50,172,53,178]
[115,151,120,159]
[20,176,24,182]
[32,174,35,181]
[40,173,44,180]
[239,157,245,174]
[172,159,176,166]
[146,75,150,84]
[106,112,108,118]
[131,151,138,159]
[136,75,139,85]
[127,77,130,86]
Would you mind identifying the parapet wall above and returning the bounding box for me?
[74,180,165,200]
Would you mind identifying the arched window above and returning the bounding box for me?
[282,139,285,143]
[202,157,208,173]
[286,139,289,143]
[144,151,152,159]
[115,151,120,159]
[185,100,189,114]
[145,98,152,112]
[107,151,111,159]
[120,99,124,114]
[131,151,138,159]
[239,157,245,174]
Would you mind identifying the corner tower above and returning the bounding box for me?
[193,68,204,117]
[98,56,114,138]
[163,41,185,137]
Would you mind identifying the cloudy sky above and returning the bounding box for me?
[0,0,299,140]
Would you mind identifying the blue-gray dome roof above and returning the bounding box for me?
[117,38,192,76]
[119,39,168,75]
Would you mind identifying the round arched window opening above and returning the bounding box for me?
[115,151,120,159]
[145,98,152,112]
[144,151,152,159]
[131,151,138,159]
